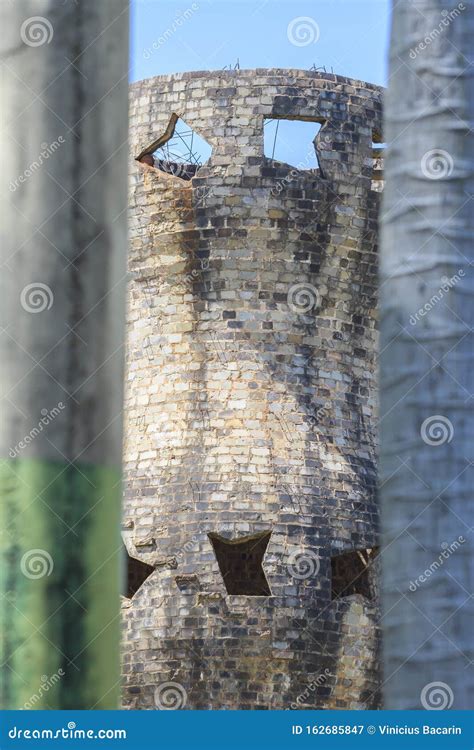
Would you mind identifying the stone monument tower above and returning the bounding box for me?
[122,69,383,710]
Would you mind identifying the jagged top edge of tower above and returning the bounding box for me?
[129,68,385,94]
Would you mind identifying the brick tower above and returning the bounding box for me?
[122,69,383,710]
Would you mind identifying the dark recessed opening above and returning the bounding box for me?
[136,113,212,181]
[331,547,379,601]
[208,531,272,596]
[124,546,154,599]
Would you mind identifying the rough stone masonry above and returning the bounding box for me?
[122,69,383,710]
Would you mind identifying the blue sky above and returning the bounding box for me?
[131,0,390,84]
[130,0,390,165]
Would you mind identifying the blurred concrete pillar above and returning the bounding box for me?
[0,1,129,708]
[380,0,473,710]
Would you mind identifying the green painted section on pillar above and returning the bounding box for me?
[0,458,122,709]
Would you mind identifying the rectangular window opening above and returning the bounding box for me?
[264,118,323,170]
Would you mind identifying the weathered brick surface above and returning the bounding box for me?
[122,69,383,710]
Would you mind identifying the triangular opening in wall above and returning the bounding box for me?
[136,113,212,181]
[208,531,272,596]
[123,545,154,599]
[331,547,379,602]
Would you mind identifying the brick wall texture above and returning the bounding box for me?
[122,69,383,710]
